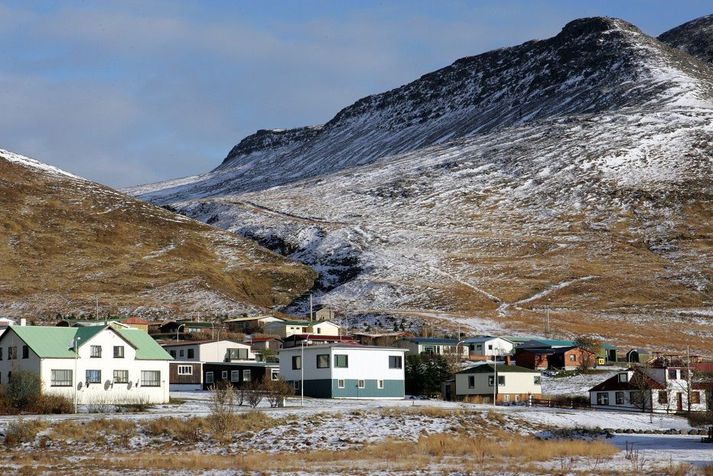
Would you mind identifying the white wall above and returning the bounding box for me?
[164,340,254,362]
[466,338,514,356]
[279,346,406,381]
[309,321,340,336]
[456,370,541,396]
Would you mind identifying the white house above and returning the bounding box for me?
[264,319,341,338]
[463,337,514,358]
[394,337,469,358]
[161,339,255,363]
[0,324,172,404]
[455,363,542,403]
[279,344,407,399]
[589,367,708,413]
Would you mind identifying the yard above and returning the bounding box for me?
[0,389,710,474]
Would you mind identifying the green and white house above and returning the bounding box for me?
[279,344,406,399]
[0,324,172,404]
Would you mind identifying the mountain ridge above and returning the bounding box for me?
[129,15,713,352]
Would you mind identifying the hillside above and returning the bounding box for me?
[130,16,713,353]
[659,14,713,65]
[0,149,316,320]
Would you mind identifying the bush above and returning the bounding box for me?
[30,394,74,414]
[263,377,293,408]
[4,418,47,447]
[7,371,41,410]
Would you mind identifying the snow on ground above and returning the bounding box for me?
[541,369,620,397]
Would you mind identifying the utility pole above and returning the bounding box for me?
[309,294,313,322]
[687,345,692,413]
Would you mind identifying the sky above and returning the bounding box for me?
[0,1,711,188]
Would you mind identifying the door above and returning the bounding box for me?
[676,392,683,412]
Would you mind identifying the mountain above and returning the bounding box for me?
[130,16,713,353]
[659,14,713,65]
[0,149,316,320]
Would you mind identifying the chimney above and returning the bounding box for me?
[20,318,27,327]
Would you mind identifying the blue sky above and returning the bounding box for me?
[0,0,710,187]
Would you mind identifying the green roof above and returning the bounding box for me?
[458,363,539,374]
[5,325,172,360]
[114,326,173,360]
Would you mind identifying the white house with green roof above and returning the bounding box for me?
[0,324,172,404]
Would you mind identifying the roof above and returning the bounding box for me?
[589,371,664,392]
[457,363,540,374]
[224,315,281,323]
[279,343,406,352]
[113,327,172,360]
[124,316,149,325]
[245,337,280,342]
[462,336,512,344]
[403,337,459,345]
[177,321,214,328]
[4,325,171,360]
[160,339,243,348]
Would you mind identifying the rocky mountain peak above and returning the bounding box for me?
[659,14,713,65]
[220,125,322,168]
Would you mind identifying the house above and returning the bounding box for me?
[462,337,514,359]
[123,317,150,332]
[244,336,282,354]
[307,304,336,322]
[281,334,357,349]
[455,363,542,403]
[169,361,203,391]
[161,340,255,362]
[0,324,172,404]
[263,319,341,338]
[597,343,618,365]
[224,315,283,333]
[352,332,405,347]
[515,345,597,370]
[394,337,468,358]
[279,344,407,399]
[589,367,708,413]
[203,361,280,390]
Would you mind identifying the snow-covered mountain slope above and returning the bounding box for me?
[130,16,713,352]
[0,149,316,319]
[130,17,712,203]
[659,14,713,65]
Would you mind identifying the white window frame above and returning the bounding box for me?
[337,379,345,389]
[113,369,129,384]
[357,379,365,389]
[230,370,240,382]
[90,345,102,358]
[377,379,384,389]
[206,371,214,384]
[51,369,73,387]
[177,365,193,376]
[141,370,161,387]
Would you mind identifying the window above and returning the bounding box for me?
[596,392,609,405]
[113,370,129,384]
[86,369,101,384]
[658,391,668,404]
[667,368,678,379]
[169,350,176,358]
[316,354,330,368]
[231,370,240,382]
[515,395,521,402]
[271,369,279,381]
[8,346,16,360]
[357,379,365,389]
[488,344,493,350]
[243,369,251,382]
[178,365,193,376]
[691,391,701,404]
[337,379,345,388]
[0,347,3,360]
[206,371,214,384]
[293,380,301,391]
[680,369,689,379]
[615,391,625,405]
[504,394,510,402]
[227,348,248,361]
[534,376,541,385]
[317,328,321,334]
[389,356,403,369]
[90,345,102,358]
[187,348,195,359]
[113,346,124,358]
[569,354,577,362]
[334,354,348,368]
[179,350,185,358]
[51,369,73,387]
[498,375,505,386]
[488,376,494,387]
[618,373,628,383]
[22,345,28,359]
[141,370,161,387]
[468,376,475,389]
[292,355,302,370]
[377,379,384,389]
[221,371,228,380]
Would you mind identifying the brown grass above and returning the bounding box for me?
[4,419,49,447]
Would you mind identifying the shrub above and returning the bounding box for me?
[245,382,264,408]
[6,371,41,410]
[4,418,48,447]
[263,377,293,408]
[208,382,237,436]
[30,394,74,414]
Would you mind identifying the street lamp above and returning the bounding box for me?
[176,323,186,341]
[455,339,468,364]
[72,336,81,414]
[300,334,313,407]
[492,345,504,407]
